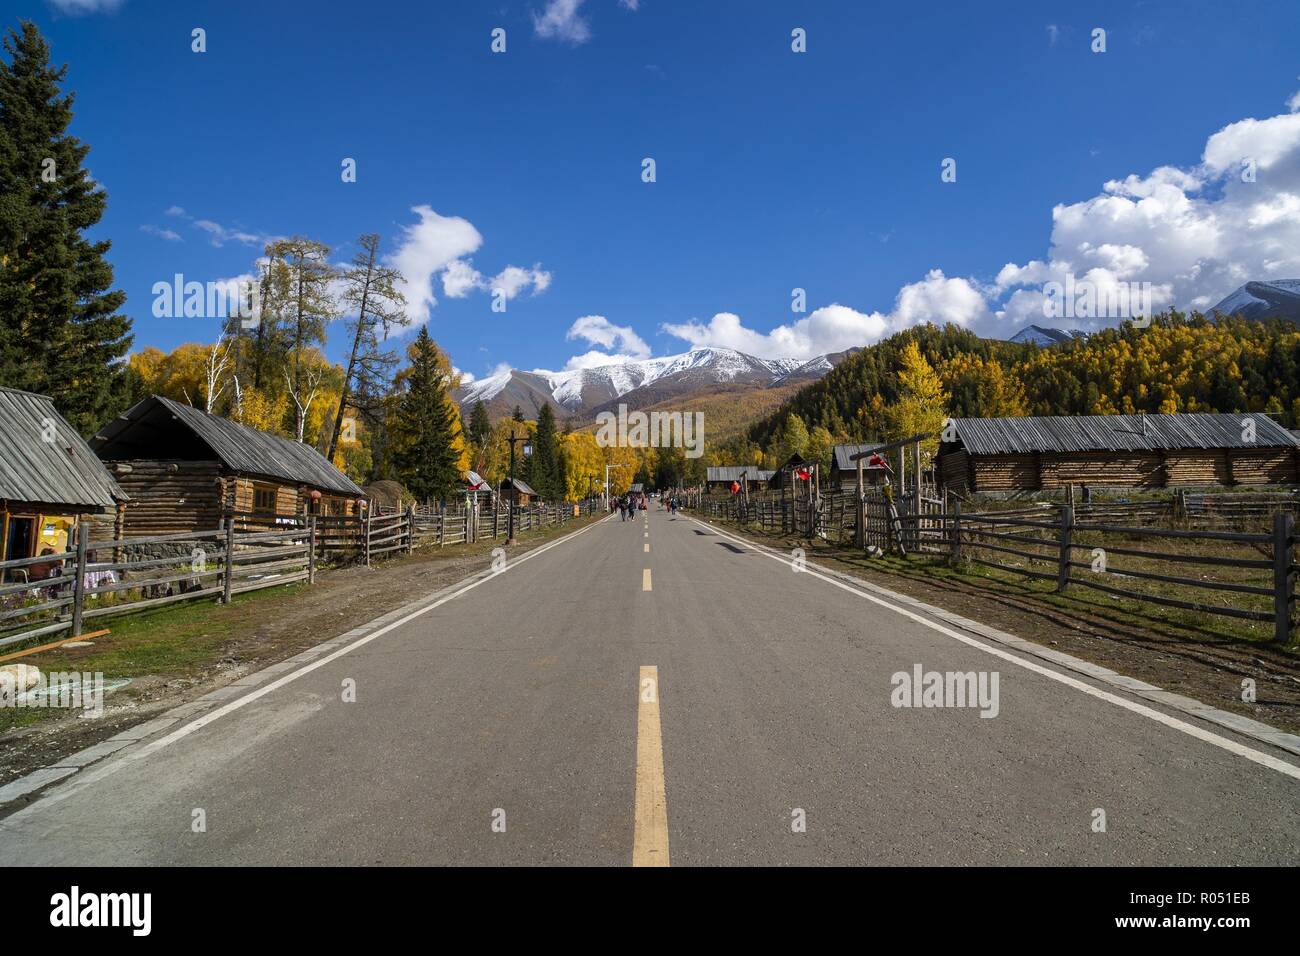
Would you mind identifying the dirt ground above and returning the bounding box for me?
[0,514,602,787]
[705,519,1300,737]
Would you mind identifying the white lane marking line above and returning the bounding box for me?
[643,568,652,591]
[690,517,1300,782]
[38,516,612,790]
[645,543,650,553]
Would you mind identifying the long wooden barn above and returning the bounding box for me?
[937,412,1300,494]
[0,387,127,566]
[91,395,366,533]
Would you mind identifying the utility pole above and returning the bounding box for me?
[505,430,531,545]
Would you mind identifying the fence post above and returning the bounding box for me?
[1273,511,1295,644]
[307,515,317,585]
[406,504,416,554]
[439,502,446,547]
[364,510,372,567]
[70,519,89,637]
[1056,505,1073,592]
[222,511,235,603]
[952,499,962,564]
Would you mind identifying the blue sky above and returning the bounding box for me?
[18,0,1300,380]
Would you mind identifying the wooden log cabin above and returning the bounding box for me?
[705,466,774,494]
[498,476,537,507]
[0,386,127,570]
[829,444,889,491]
[936,413,1300,494]
[90,395,366,534]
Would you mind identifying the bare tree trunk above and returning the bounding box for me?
[205,334,234,413]
[327,246,376,462]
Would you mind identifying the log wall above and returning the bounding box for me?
[830,469,889,491]
[946,446,1299,492]
[1041,452,1164,488]
[1227,448,1298,485]
[968,453,1039,491]
[1164,450,1231,485]
[109,460,224,534]
[937,450,971,493]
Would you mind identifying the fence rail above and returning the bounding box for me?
[1,498,603,650]
[694,489,1299,643]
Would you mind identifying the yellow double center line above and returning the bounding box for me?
[633,665,670,866]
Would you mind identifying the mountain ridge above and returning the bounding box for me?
[455,346,855,419]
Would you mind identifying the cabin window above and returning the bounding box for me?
[253,485,278,513]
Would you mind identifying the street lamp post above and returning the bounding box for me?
[604,463,627,506]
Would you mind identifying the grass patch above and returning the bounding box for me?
[0,584,305,737]
[56,583,309,678]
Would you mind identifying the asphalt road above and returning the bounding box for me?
[2,506,1298,865]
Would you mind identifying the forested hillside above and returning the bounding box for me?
[729,314,1300,469]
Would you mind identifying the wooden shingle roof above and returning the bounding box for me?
[949,413,1300,456]
[832,443,887,471]
[705,466,774,482]
[92,395,364,497]
[500,476,537,496]
[0,387,125,512]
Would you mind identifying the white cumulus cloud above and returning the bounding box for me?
[388,206,551,324]
[995,92,1300,324]
[562,315,651,368]
[660,272,988,360]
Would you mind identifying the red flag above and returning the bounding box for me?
[730,481,741,495]
[866,453,889,470]
[795,468,811,481]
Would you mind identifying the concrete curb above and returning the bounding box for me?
[703,518,1300,760]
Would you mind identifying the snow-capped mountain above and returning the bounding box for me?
[1207,280,1300,322]
[1006,325,1087,346]
[456,347,847,419]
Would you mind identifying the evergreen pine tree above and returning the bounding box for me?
[0,20,132,432]
[467,399,492,447]
[527,402,563,500]
[391,328,462,503]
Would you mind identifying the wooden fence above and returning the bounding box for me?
[0,519,312,650]
[695,491,1299,643]
[0,498,603,650]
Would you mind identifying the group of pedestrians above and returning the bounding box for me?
[606,492,685,520]
[614,494,648,521]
